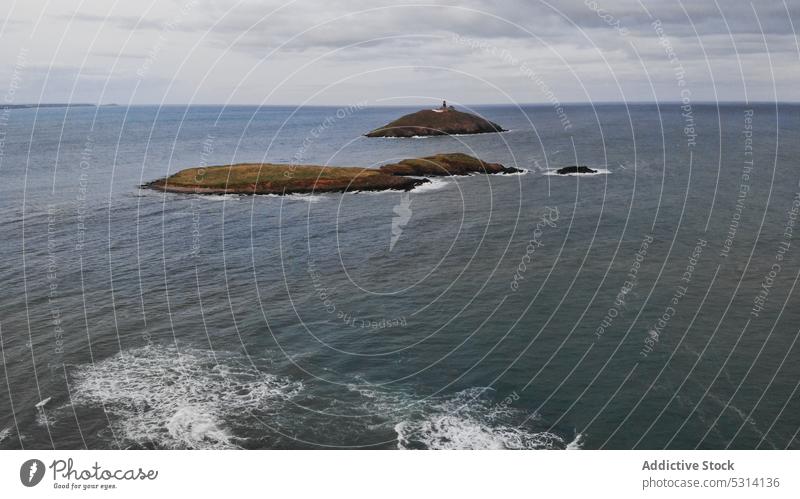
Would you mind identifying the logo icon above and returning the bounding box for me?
[20,459,45,487]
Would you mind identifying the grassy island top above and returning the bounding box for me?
[145,163,424,195]
[365,103,506,138]
[143,153,520,195]
[379,152,521,176]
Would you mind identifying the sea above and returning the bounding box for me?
[0,102,798,449]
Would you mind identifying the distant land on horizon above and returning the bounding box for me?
[0,103,118,110]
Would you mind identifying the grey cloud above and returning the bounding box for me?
[53,12,167,31]
[5,0,798,104]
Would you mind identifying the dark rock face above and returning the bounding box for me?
[365,108,506,137]
[380,153,522,176]
[555,166,597,175]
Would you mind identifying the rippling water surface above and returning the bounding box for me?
[1,103,798,449]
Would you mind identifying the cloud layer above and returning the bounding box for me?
[1,0,797,104]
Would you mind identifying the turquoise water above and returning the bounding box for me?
[0,103,798,449]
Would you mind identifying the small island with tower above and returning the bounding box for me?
[365,100,507,138]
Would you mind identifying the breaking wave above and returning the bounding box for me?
[64,348,573,450]
[344,386,568,450]
[411,178,449,193]
[68,345,303,449]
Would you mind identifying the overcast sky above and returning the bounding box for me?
[1,0,797,105]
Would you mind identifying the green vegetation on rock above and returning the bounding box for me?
[143,153,520,195]
[365,107,506,138]
[380,153,521,176]
[144,163,426,195]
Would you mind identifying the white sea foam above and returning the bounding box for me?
[359,188,406,196]
[411,178,449,193]
[67,348,570,449]
[281,193,327,203]
[566,432,585,450]
[201,192,326,202]
[68,345,303,449]
[383,387,567,450]
[395,416,563,450]
[197,194,241,202]
[338,384,568,450]
[34,397,51,409]
[543,168,611,177]
[165,405,232,449]
[35,409,53,428]
[0,427,11,443]
[498,168,529,177]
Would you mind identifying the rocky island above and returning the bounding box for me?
[555,166,597,175]
[365,101,506,138]
[143,153,519,195]
[379,153,521,176]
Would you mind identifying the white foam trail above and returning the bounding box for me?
[0,427,11,443]
[34,397,51,409]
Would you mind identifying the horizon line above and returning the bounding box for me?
[6,100,800,108]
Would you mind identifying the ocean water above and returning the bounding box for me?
[0,103,798,449]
